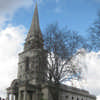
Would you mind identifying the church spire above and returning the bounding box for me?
[25,2,43,50]
[29,2,41,33]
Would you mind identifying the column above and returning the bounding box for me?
[11,94,14,100]
[27,92,30,100]
[36,90,41,100]
[36,90,38,100]
[18,91,21,100]
[23,91,27,100]
[32,92,36,100]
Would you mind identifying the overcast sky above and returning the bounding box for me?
[0,0,100,100]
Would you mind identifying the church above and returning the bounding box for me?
[6,2,96,100]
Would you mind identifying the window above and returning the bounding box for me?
[72,96,74,100]
[66,96,69,100]
[25,57,29,71]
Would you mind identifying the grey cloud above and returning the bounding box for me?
[0,0,33,25]
[0,0,33,14]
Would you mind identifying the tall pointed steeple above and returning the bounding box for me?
[25,2,43,50]
[29,2,41,33]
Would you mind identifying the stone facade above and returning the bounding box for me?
[6,2,96,100]
[42,84,96,100]
[7,3,47,100]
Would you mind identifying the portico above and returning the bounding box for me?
[7,82,42,100]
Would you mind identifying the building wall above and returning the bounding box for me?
[59,90,96,100]
[42,87,49,100]
[17,48,47,85]
[41,85,96,100]
[18,49,38,83]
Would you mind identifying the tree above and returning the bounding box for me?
[89,12,100,51]
[43,23,86,100]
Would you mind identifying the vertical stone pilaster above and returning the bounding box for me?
[11,94,14,100]
[32,92,36,100]
[24,91,27,100]
[36,89,42,100]
[27,92,30,100]
[18,91,21,100]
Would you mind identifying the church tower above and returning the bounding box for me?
[7,3,48,100]
[17,2,47,85]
